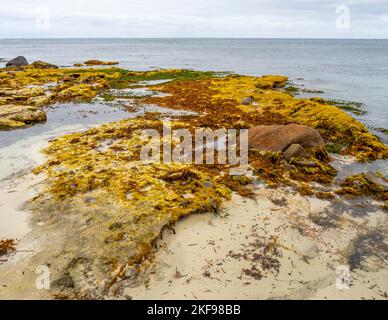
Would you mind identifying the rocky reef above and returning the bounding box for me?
[0,60,387,298]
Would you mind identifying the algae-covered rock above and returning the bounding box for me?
[0,118,25,129]
[31,61,59,69]
[0,104,46,128]
[56,84,98,101]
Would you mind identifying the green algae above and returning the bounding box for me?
[375,127,388,135]
[325,99,367,116]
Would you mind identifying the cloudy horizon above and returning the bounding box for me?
[0,0,387,39]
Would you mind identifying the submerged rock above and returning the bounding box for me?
[248,124,325,152]
[84,60,119,66]
[6,56,29,68]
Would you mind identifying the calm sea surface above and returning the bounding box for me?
[1,38,387,140]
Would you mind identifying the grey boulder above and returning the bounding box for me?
[6,56,29,68]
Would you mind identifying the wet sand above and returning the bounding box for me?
[123,189,388,300]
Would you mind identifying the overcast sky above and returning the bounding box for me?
[0,0,387,38]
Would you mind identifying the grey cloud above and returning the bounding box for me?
[0,0,386,38]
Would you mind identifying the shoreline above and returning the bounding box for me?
[1,184,387,300]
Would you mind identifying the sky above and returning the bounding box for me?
[0,0,387,39]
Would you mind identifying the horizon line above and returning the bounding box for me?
[1,37,388,41]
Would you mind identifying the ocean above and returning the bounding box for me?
[1,38,387,140]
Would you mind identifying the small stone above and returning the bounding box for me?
[109,222,123,230]
[241,97,254,105]
[202,180,214,188]
[284,144,309,162]
[209,199,218,212]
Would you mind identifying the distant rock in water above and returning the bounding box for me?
[83,60,119,66]
[248,124,325,152]
[31,61,59,69]
[6,56,29,68]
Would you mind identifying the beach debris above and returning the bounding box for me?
[6,56,28,68]
[228,235,281,280]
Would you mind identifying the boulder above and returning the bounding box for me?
[31,61,58,69]
[248,124,325,152]
[284,144,309,161]
[6,56,29,68]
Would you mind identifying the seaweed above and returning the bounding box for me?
[325,99,367,116]
[336,172,388,202]
[146,75,387,161]
[0,239,16,256]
